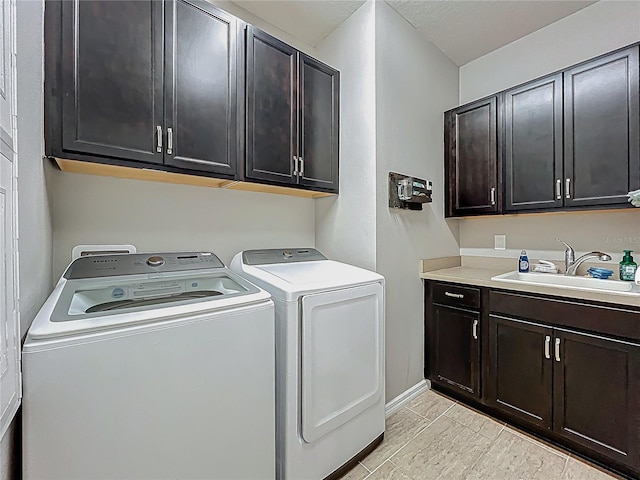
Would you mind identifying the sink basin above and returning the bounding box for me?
[491,271,640,296]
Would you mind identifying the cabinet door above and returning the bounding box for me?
[431,305,480,398]
[60,0,164,164]
[564,47,640,207]
[487,315,553,429]
[553,329,640,468]
[164,0,239,177]
[299,54,339,193]
[446,97,499,216]
[245,26,298,185]
[504,74,563,211]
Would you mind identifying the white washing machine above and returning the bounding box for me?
[23,252,275,480]
[231,248,385,480]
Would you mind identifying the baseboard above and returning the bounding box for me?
[385,379,430,417]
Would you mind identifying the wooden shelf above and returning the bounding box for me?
[54,158,336,199]
[221,180,334,198]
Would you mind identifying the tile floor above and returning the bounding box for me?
[341,389,623,480]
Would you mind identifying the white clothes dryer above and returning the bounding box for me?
[23,252,275,480]
[231,248,385,480]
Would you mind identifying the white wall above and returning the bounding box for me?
[2,1,54,479]
[458,0,640,257]
[460,1,640,104]
[50,172,315,278]
[374,1,459,401]
[459,210,640,255]
[314,1,377,271]
[16,0,53,336]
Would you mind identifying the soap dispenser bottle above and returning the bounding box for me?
[619,250,637,281]
[518,250,529,273]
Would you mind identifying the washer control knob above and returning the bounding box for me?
[147,255,165,267]
[283,250,294,259]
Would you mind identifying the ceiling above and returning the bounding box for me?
[385,0,597,65]
[230,1,366,47]
[231,0,597,65]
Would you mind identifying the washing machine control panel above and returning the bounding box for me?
[243,248,327,265]
[64,252,225,279]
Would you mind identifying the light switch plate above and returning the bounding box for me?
[494,234,506,250]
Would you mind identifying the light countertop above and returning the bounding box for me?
[420,263,640,309]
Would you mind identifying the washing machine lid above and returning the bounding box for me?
[27,252,271,340]
[234,249,384,302]
[52,269,260,322]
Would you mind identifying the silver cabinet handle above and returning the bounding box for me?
[472,319,478,340]
[156,126,162,153]
[556,179,561,200]
[299,157,304,177]
[490,187,496,205]
[444,292,464,299]
[565,178,571,199]
[555,338,561,362]
[292,156,299,176]
[544,335,551,359]
[167,127,173,155]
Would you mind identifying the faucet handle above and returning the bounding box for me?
[556,239,575,267]
[556,238,574,252]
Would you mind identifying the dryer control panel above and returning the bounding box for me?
[64,252,225,279]
[242,248,327,265]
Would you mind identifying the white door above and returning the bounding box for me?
[0,149,18,439]
[300,282,384,443]
[0,0,18,440]
[0,0,14,151]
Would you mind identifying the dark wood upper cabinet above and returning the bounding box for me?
[245,27,339,193]
[564,47,640,207]
[54,0,239,176]
[163,0,240,176]
[487,315,553,430]
[60,0,165,164]
[431,305,480,399]
[445,96,499,217]
[504,74,563,211]
[299,54,340,192]
[553,329,640,468]
[245,26,298,185]
[446,43,640,217]
[46,2,339,195]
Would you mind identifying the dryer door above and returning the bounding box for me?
[300,282,384,443]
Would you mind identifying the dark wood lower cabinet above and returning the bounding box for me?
[425,280,640,478]
[554,328,640,469]
[487,315,553,430]
[431,305,480,398]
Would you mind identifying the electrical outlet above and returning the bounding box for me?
[494,234,506,250]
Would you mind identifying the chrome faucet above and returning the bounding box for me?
[557,239,612,276]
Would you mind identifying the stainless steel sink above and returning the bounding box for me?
[491,271,640,296]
